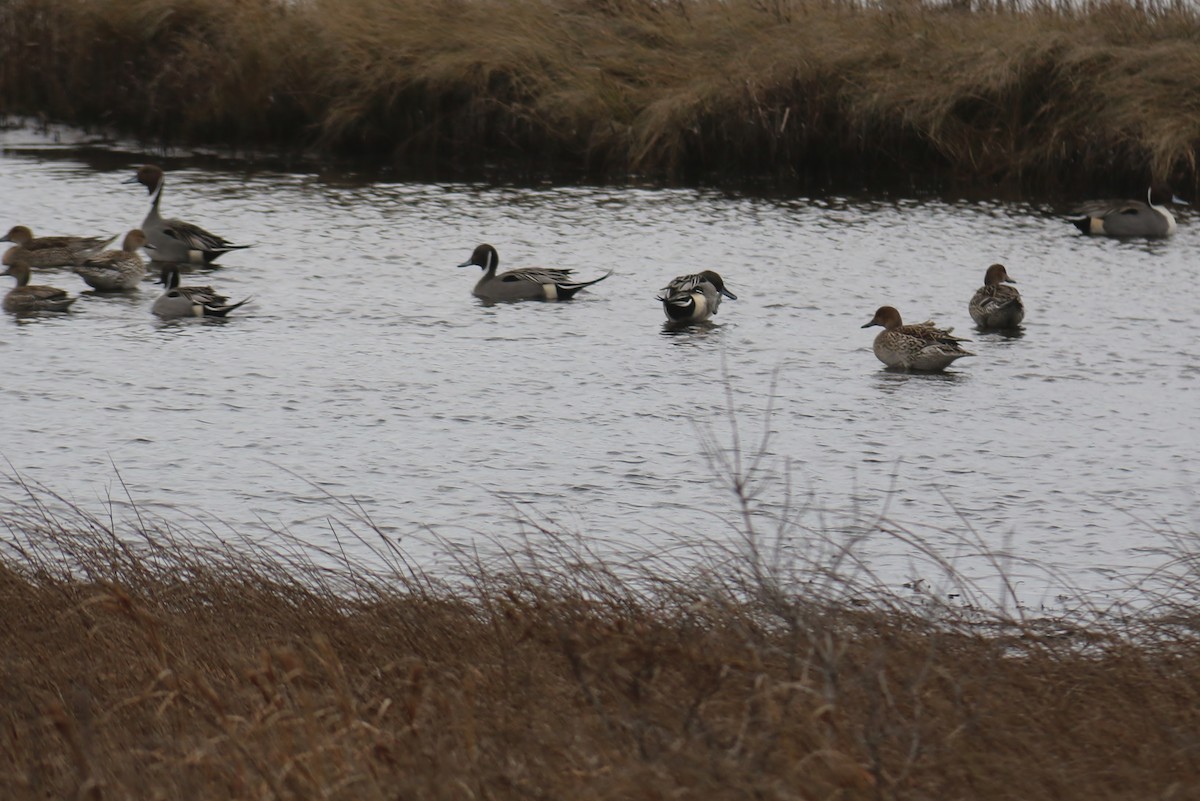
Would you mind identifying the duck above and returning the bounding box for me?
[2,250,77,312]
[125,164,251,265]
[969,263,1024,330]
[1070,184,1186,238]
[151,265,250,319]
[1,225,115,268]
[457,244,612,301]
[657,270,737,323]
[73,229,149,292]
[861,306,973,371]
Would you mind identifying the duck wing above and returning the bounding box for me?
[162,217,245,253]
[499,267,575,285]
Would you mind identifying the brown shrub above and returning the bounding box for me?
[3,0,1200,187]
[1,475,1198,800]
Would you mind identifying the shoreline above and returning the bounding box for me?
[3,0,1200,193]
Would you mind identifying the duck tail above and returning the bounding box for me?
[1071,217,1092,235]
[206,297,251,317]
[202,243,253,265]
[556,269,613,299]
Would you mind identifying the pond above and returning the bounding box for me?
[2,124,1196,608]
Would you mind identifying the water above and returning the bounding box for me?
[2,125,1197,606]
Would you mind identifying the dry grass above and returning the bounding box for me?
[2,468,1199,800]
[3,0,1200,188]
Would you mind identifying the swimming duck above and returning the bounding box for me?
[861,306,973,371]
[1,225,115,268]
[151,265,249,319]
[2,251,77,312]
[1071,184,1185,238]
[73,229,149,292]
[458,244,612,301]
[125,164,251,264]
[969,263,1024,330]
[658,270,737,323]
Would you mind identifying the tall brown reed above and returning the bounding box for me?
[3,0,1200,188]
[2,468,1199,800]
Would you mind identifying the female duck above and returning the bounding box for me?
[1,225,115,268]
[458,244,612,301]
[1071,184,1185,238]
[151,265,249,319]
[125,164,250,264]
[2,250,77,312]
[658,270,737,323]
[861,306,973,371]
[968,263,1024,330]
[74,229,149,292]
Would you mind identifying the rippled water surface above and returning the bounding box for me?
[2,128,1197,603]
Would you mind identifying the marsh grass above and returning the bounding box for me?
[2,460,1199,800]
[3,0,1200,188]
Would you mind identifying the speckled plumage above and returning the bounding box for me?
[1,225,115,268]
[2,252,77,312]
[74,229,148,292]
[969,263,1024,329]
[861,306,973,371]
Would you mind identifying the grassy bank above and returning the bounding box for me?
[3,0,1200,189]
[2,480,1199,800]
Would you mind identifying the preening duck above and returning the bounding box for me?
[657,270,737,323]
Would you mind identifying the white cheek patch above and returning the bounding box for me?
[542,284,558,300]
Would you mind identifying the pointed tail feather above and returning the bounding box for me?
[557,269,614,299]
[205,297,251,317]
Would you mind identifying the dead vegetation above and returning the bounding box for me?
[3,0,1200,188]
[1,470,1198,800]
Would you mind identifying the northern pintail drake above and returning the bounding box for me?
[73,229,149,292]
[969,263,1024,330]
[861,306,973,371]
[458,243,612,301]
[151,265,250,319]
[1071,184,1186,238]
[658,270,737,323]
[1,225,115,268]
[125,164,251,265]
[2,251,77,312]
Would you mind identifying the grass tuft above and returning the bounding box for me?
[2,464,1199,799]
